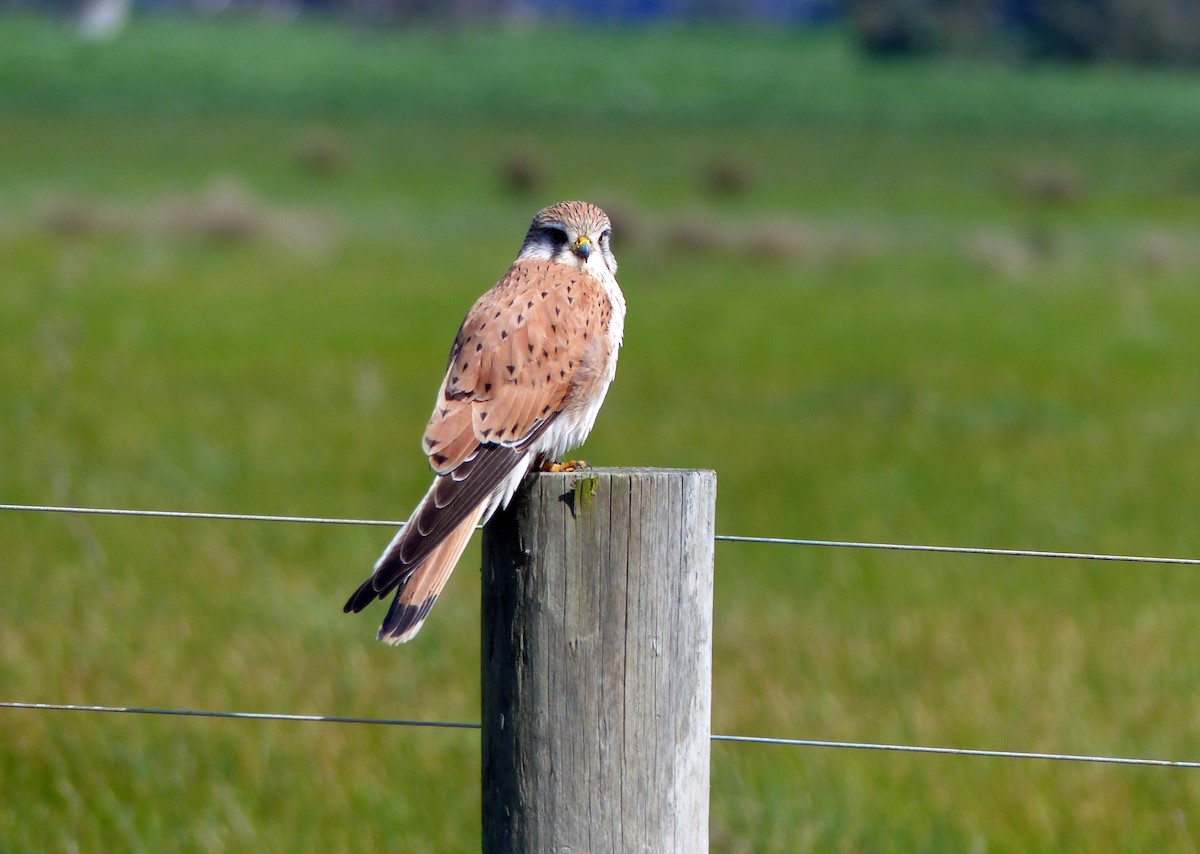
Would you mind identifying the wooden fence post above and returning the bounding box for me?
[481,467,716,854]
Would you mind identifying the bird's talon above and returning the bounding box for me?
[542,459,590,473]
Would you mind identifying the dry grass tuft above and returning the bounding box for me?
[498,149,549,197]
[31,179,341,254]
[175,178,266,243]
[966,229,1040,279]
[266,207,343,257]
[1136,229,1192,273]
[736,216,820,263]
[659,212,877,266]
[661,215,730,255]
[1008,162,1088,205]
[595,199,642,250]
[156,178,342,253]
[296,129,351,176]
[704,155,757,198]
[37,195,125,238]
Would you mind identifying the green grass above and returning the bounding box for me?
[6,14,1200,131]
[4,16,1200,852]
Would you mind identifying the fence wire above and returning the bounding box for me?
[3,500,1199,772]
[4,502,1200,567]
[3,701,1198,769]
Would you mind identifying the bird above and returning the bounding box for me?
[344,201,625,644]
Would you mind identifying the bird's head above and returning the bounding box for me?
[518,201,617,278]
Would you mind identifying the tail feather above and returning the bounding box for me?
[345,437,542,642]
[344,572,387,615]
[377,503,484,644]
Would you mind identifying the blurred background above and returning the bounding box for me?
[3,2,1200,850]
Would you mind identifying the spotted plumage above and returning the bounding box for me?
[344,201,625,644]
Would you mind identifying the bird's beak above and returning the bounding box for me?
[572,235,593,260]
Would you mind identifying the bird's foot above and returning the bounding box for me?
[541,459,591,473]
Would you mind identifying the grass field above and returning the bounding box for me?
[4,16,1200,852]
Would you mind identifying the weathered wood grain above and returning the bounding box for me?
[482,468,716,854]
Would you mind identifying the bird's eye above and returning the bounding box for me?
[545,227,568,246]
[599,228,612,243]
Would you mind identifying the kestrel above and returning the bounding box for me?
[344,201,625,643]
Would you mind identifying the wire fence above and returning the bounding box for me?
[6,502,1200,567]
[3,700,1199,770]
[3,500,1199,772]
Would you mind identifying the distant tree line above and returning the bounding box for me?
[15,0,836,23]
[845,0,1200,66]
[11,0,1200,66]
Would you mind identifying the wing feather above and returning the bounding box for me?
[427,259,597,467]
[346,254,616,640]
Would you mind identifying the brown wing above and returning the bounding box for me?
[425,258,604,467]
[343,259,609,613]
